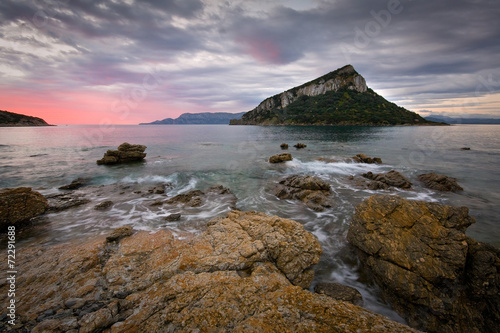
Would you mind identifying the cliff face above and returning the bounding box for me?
[231,65,433,126]
[254,65,366,113]
[0,110,52,127]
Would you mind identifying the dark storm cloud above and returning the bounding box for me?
[1,0,499,119]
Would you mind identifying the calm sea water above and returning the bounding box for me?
[1,124,499,321]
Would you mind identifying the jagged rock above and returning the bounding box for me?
[280,143,289,149]
[96,142,147,165]
[347,195,500,333]
[314,282,363,306]
[352,153,382,164]
[0,187,49,227]
[272,175,334,211]
[294,143,307,149]
[362,170,412,189]
[0,211,418,332]
[417,173,463,192]
[45,193,91,211]
[94,200,113,210]
[59,178,90,190]
[349,175,391,190]
[269,153,293,163]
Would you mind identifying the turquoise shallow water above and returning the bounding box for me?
[1,124,499,321]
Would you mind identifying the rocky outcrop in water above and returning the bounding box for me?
[272,175,334,211]
[96,143,147,165]
[417,173,463,192]
[59,178,90,190]
[347,195,500,333]
[269,153,293,163]
[362,170,412,189]
[0,187,49,227]
[0,210,419,332]
[351,154,382,164]
[163,185,237,208]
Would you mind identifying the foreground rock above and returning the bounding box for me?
[417,172,463,192]
[351,154,382,164]
[269,153,293,163]
[362,170,412,189]
[273,175,334,211]
[348,195,500,333]
[96,142,147,165]
[0,210,417,332]
[0,187,48,227]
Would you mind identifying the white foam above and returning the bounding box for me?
[286,159,385,176]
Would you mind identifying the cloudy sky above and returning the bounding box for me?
[1,0,499,124]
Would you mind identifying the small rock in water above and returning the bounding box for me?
[280,143,289,149]
[96,142,147,165]
[59,178,90,190]
[417,172,463,192]
[351,153,382,164]
[294,143,307,149]
[164,213,181,222]
[94,200,113,210]
[460,147,471,150]
[269,153,292,163]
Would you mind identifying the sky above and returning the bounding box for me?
[1,0,499,125]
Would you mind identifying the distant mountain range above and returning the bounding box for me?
[230,65,439,126]
[424,115,500,124]
[0,110,52,127]
[140,112,246,125]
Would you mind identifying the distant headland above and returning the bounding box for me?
[230,65,442,126]
[140,112,246,125]
[0,110,53,127]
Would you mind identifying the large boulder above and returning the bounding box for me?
[348,195,500,333]
[362,170,412,189]
[417,173,463,192]
[97,142,147,165]
[272,175,334,211]
[0,187,48,227]
[0,210,418,333]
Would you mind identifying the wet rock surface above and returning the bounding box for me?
[348,195,500,333]
[362,170,412,189]
[96,142,147,165]
[164,185,237,208]
[269,153,293,163]
[272,175,334,211]
[351,153,382,164]
[0,210,419,333]
[45,192,91,212]
[0,187,49,227]
[314,282,363,306]
[417,172,464,192]
[58,177,90,190]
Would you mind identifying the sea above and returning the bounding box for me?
[1,124,499,322]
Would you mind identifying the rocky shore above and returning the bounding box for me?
[1,144,498,332]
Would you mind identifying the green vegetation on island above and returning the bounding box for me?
[0,110,52,127]
[230,65,440,126]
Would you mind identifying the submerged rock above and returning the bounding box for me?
[348,195,500,333]
[94,200,113,210]
[362,170,412,189]
[164,185,237,208]
[0,187,49,227]
[269,153,293,163]
[417,172,463,192]
[96,142,147,165]
[272,175,334,211]
[351,153,382,164]
[45,192,91,212]
[0,210,418,332]
[59,177,90,190]
[280,143,289,149]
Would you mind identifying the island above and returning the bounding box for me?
[140,112,246,125]
[0,110,52,127]
[230,65,440,126]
